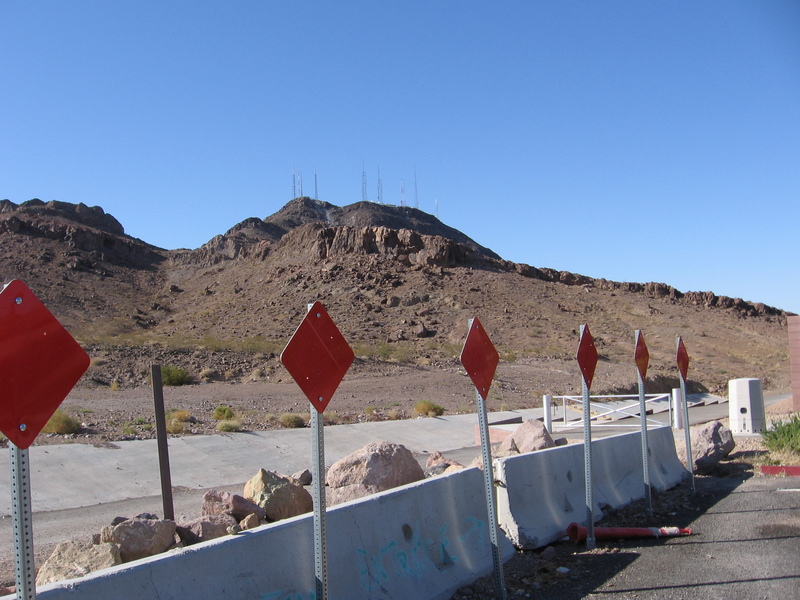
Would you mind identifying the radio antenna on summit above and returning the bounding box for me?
[362,163,368,202]
[292,166,296,198]
[400,179,406,207]
[377,167,383,204]
[314,168,319,200]
[414,166,419,208]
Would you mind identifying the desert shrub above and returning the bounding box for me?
[387,408,402,421]
[199,368,218,382]
[42,409,81,434]
[166,419,185,434]
[168,409,192,422]
[161,365,193,386]
[414,400,444,417]
[279,413,306,428]
[215,419,242,432]
[110,380,121,391]
[364,406,376,416]
[763,414,800,455]
[213,405,234,420]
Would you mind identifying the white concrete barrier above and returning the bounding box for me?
[33,467,515,600]
[28,427,685,600]
[496,426,687,549]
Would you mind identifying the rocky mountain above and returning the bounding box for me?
[0,197,791,395]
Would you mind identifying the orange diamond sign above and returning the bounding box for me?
[576,324,598,390]
[0,280,90,448]
[460,317,499,401]
[281,302,354,413]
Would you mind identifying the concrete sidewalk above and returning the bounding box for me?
[0,393,789,515]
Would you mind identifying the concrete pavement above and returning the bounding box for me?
[0,392,789,515]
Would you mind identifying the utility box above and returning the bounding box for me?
[728,378,766,434]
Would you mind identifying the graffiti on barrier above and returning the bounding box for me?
[357,516,487,591]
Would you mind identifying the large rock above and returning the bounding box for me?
[496,419,556,456]
[244,469,313,522]
[177,513,238,544]
[100,517,177,562]
[326,441,425,504]
[202,489,266,522]
[424,450,464,477]
[36,540,121,586]
[675,420,736,475]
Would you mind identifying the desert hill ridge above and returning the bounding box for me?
[0,196,791,398]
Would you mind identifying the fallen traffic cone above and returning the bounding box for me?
[567,522,692,543]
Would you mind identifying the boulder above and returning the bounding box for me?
[202,489,266,522]
[36,540,121,586]
[244,469,313,522]
[496,419,556,455]
[675,420,736,475]
[326,441,424,504]
[239,513,261,531]
[292,469,313,486]
[177,513,238,544]
[100,517,177,562]
[424,450,464,477]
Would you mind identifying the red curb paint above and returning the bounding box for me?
[760,465,800,476]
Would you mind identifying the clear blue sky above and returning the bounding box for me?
[2,1,798,313]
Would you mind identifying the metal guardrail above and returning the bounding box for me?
[550,393,671,429]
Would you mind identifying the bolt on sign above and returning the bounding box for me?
[0,280,90,448]
[281,301,355,413]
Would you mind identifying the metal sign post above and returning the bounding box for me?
[634,330,653,516]
[281,302,354,600]
[10,443,35,600]
[460,318,507,600]
[576,324,598,549]
[676,337,695,494]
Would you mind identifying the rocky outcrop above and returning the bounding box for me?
[326,441,425,504]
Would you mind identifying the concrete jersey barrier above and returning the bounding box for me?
[26,427,684,600]
[496,426,687,549]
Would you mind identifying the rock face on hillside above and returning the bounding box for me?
[0,195,791,396]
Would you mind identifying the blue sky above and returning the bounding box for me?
[2,1,798,313]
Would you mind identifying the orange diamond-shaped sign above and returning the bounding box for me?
[576,324,598,390]
[0,280,90,448]
[460,318,499,401]
[676,337,690,382]
[634,330,649,380]
[280,302,354,413]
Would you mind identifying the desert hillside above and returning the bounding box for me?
[0,197,791,398]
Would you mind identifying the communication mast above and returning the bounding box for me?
[362,163,368,202]
[292,166,296,198]
[298,171,303,197]
[314,168,319,200]
[377,167,383,204]
[414,166,419,208]
[400,179,406,207]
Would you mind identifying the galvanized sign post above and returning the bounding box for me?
[460,317,507,600]
[576,324,598,549]
[0,280,90,600]
[676,336,695,494]
[634,330,653,516]
[281,302,354,600]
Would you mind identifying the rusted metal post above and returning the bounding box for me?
[151,364,174,521]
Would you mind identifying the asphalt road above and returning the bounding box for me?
[538,473,800,600]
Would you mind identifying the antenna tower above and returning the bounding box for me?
[315,169,318,200]
[377,167,383,204]
[414,166,419,208]
[400,179,406,207]
[362,163,368,202]
[435,198,439,219]
[292,166,296,198]
[298,171,303,197]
